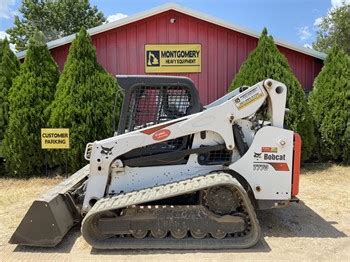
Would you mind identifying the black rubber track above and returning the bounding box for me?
[81,173,261,249]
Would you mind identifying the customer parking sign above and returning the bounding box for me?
[41,128,70,149]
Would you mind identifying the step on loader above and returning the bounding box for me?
[10,76,301,249]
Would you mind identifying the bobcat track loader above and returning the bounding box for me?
[10,76,301,249]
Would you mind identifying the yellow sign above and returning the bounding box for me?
[41,128,69,149]
[145,44,201,73]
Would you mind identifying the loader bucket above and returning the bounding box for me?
[9,165,89,247]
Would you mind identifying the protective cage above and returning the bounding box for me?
[116,75,202,134]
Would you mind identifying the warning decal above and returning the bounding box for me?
[234,85,264,110]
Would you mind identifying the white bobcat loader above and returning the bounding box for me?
[10,76,301,249]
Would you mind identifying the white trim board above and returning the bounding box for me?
[16,3,326,60]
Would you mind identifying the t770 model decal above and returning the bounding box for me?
[254,162,289,171]
[253,163,269,171]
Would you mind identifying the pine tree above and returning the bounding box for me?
[0,39,20,156]
[228,28,316,161]
[48,28,123,172]
[3,31,59,176]
[308,46,350,163]
[0,40,3,59]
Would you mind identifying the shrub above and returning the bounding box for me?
[3,31,59,176]
[309,46,350,163]
[48,28,123,172]
[0,39,3,58]
[0,39,20,155]
[228,28,316,161]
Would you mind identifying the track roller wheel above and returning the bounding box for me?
[151,229,167,239]
[210,229,227,239]
[190,229,207,239]
[170,229,187,239]
[131,229,148,239]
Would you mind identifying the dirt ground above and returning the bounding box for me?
[0,163,349,261]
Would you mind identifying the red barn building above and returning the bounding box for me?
[17,3,326,105]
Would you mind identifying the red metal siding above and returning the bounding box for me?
[50,10,323,104]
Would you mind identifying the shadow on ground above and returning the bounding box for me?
[13,227,81,254]
[258,201,347,238]
[12,200,346,255]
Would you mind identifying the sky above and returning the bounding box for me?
[0,0,349,51]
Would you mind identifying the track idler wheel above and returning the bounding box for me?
[190,229,207,239]
[210,229,227,239]
[170,229,187,239]
[151,229,167,238]
[132,229,148,239]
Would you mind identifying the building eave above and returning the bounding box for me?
[16,2,326,60]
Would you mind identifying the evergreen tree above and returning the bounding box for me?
[309,46,350,163]
[0,39,20,155]
[342,125,350,163]
[313,4,350,55]
[0,40,3,60]
[3,31,59,176]
[7,0,105,51]
[229,28,316,161]
[48,28,123,171]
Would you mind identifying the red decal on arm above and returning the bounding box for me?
[152,129,171,141]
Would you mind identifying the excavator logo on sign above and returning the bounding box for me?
[147,51,160,67]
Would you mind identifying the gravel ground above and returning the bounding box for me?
[0,163,349,261]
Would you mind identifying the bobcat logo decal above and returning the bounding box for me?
[254,152,262,158]
[101,146,114,156]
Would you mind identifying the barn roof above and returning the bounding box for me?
[16,3,326,60]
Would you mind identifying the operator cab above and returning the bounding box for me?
[114,75,203,167]
[116,75,202,135]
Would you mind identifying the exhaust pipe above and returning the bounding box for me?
[9,165,89,247]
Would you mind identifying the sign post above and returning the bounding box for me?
[41,128,70,176]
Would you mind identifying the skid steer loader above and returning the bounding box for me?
[10,76,301,249]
